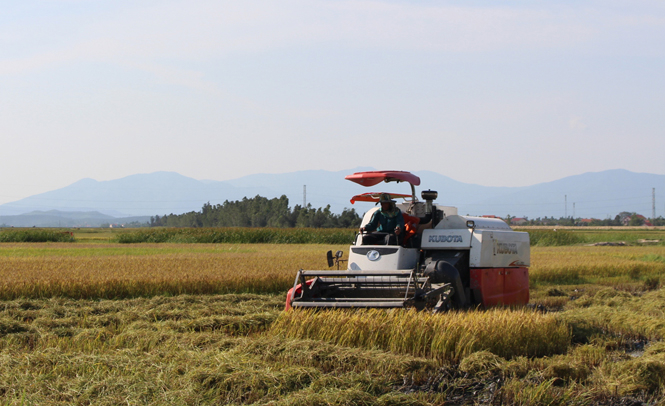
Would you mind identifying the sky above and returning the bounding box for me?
[1,0,664,206]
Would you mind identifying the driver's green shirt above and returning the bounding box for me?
[364,208,405,233]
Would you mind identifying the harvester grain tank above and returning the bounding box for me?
[286,170,530,311]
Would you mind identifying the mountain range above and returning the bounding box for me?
[0,210,150,228]
[0,168,663,227]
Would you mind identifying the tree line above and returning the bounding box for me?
[149,195,362,228]
[506,212,665,227]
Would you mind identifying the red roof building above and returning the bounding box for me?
[510,217,528,226]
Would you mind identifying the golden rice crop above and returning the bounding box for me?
[2,243,663,300]
[0,243,344,299]
[271,308,571,362]
[530,246,665,284]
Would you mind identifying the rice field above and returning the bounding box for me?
[1,242,663,299]
[529,245,665,285]
[1,231,665,404]
[0,243,343,299]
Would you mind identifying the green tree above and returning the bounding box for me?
[149,196,361,229]
[629,214,645,226]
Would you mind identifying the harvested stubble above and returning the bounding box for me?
[3,293,662,405]
[271,308,571,362]
[559,288,665,341]
[0,294,283,350]
[0,243,340,299]
[0,295,443,405]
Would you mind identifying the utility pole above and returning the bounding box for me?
[303,185,306,207]
[565,195,567,218]
[653,188,656,220]
[573,202,576,219]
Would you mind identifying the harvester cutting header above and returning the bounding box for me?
[286,170,530,312]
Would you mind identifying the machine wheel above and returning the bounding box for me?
[424,260,468,308]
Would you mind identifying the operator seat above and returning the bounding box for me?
[361,232,396,246]
[401,213,421,247]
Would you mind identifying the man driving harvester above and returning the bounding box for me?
[359,193,405,245]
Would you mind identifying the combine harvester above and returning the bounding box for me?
[286,170,530,312]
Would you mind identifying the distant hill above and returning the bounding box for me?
[0,172,262,217]
[0,169,663,223]
[462,170,664,219]
[0,210,150,228]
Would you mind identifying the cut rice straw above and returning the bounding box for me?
[271,308,571,363]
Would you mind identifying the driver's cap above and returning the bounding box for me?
[379,193,394,203]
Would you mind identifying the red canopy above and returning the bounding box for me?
[344,171,421,187]
[349,192,413,204]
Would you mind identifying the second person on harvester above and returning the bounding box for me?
[360,193,405,245]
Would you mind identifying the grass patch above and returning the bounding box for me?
[518,227,665,246]
[115,227,357,244]
[527,230,587,246]
[643,254,665,263]
[0,229,75,243]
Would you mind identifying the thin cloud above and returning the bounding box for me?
[124,61,218,93]
[569,117,588,130]
[2,0,661,75]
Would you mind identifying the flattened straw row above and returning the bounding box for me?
[271,308,571,362]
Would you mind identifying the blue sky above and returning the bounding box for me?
[1,0,664,205]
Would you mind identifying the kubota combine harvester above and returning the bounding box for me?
[285,170,530,312]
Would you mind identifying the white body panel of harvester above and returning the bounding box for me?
[348,246,420,271]
[469,230,530,268]
[421,216,530,268]
[420,228,473,249]
[350,206,420,271]
[352,207,529,272]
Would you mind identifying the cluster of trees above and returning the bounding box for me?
[506,212,665,227]
[149,195,362,228]
[146,197,665,229]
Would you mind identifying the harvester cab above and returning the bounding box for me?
[285,170,530,312]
